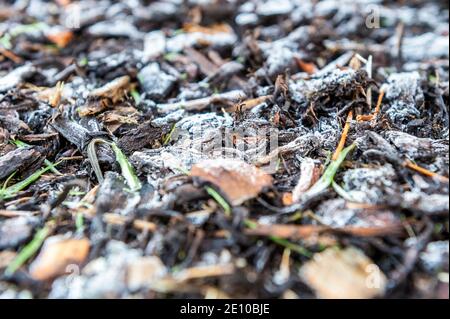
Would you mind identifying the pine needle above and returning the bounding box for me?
[373,88,385,118]
[0,47,22,63]
[404,160,449,183]
[357,89,385,122]
[244,219,311,257]
[332,110,353,161]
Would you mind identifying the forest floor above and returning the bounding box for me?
[0,0,448,299]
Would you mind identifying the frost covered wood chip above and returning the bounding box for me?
[191,159,273,205]
[300,247,387,299]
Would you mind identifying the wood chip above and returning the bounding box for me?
[183,23,233,35]
[292,158,321,203]
[174,264,235,281]
[89,75,131,103]
[29,236,90,281]
[300,247,387,299]
[191,159,273,205]
[295,58,317,74]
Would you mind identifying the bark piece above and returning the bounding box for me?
[0,147,41,180]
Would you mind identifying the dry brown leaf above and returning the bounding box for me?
[185,47,219,77]
[191,159,273,205]
[29,236,90,281]
[99,111,139,133]
[89,75,131,103]
[282,192,294,206]
[78,100,109,117]
[49,81,64,108]
[300,247,387,299]
[46,30,74,48]
[295,58,317,74]
[67,186,98,218]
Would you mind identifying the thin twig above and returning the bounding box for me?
[404,160,449,183]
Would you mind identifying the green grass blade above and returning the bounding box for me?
[0,34,12,49]
[163,124,176,145]
[5,226,50,276]
[2,171,17,191]
[11,139,29,148]
[206,186,231,216]
[110,143,142,191]
[303,143,356,199]
[1,162,60,200]
[86,138,106,183]
[75,213,85,234]
[130,88,141,105]
[331,181,357,202]
[10,22,47,37]
[87,139,141,191]
[269,236,312,257]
